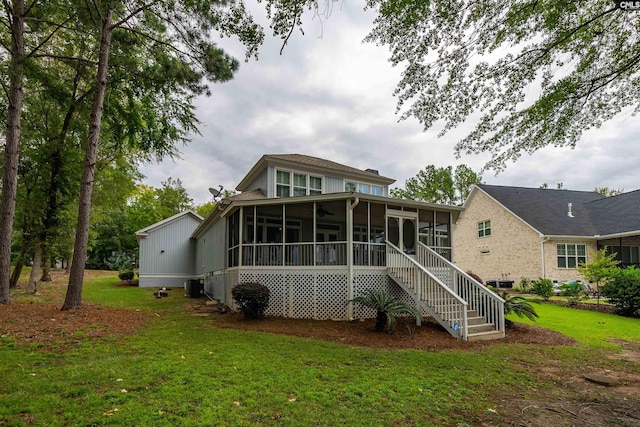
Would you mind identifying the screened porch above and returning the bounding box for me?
[225,197,453,269]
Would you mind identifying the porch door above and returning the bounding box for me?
[387,210,418,254]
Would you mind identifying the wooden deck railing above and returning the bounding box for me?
[416,242,505,334]
[386,242,468,340]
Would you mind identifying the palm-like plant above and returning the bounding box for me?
[348,290,422,332]
[500,291,539,328]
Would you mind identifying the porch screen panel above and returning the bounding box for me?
[285,203,313,266]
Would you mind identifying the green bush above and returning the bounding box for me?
[601,267,640,317]
[519,277,532,293]
[118,271,134,282]
[500,291,539,328]
[348,290,421,333]
[232,282,270,320]
[560,281,586,306]
[532,278,554,301]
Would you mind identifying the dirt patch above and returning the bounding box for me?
[0,270,148,350]
[187,299,575,351]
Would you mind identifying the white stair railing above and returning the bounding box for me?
[416,242,505,334]
[386,242,468,340]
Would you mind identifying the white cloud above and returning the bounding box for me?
[139,5,640,205]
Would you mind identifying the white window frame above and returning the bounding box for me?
[478,220,491,238]
[345,180,383,196]
[275,169,323,197]
[557,243,586,268]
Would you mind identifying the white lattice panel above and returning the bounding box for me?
[239,271,287,317]
[287,272,316,319]
[315,270,349,320]
[352,270,389,319]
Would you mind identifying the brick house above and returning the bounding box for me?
[454,184,640,286]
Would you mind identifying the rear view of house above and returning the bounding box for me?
[138,154,505,341]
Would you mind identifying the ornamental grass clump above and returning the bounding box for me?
[232,282,270,320]
[348,290,421,333]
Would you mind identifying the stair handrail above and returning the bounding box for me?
[386,242,468,340]
[417,242,505,333]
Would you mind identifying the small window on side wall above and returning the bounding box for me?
[478,220,491,237]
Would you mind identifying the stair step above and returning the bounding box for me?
[467,316,485,326]
[467,323,496,334]
[467,330,506,342]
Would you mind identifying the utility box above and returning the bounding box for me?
[185,279,204,298]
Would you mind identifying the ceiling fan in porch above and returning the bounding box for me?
[316,206,336,218]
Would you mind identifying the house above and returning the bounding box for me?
[138,154,506,341]
[454,184,640,285]
[135,210,203,287]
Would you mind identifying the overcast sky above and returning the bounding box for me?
[140,3,640,205]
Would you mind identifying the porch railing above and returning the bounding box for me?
[386,242,468,340]
[241,242,348,266]
[353,243,386,267]
[416,241,505,334]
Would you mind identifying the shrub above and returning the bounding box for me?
[601,267,640,317]
[532,278,554,301]
[500,291,539,328]
[560,281,587,306]
[118,271,134,283]
[511,286,521,292]
[232,282,270,320]
[519,277,532,293]
[106,251,136,272]
[348,290,421,333]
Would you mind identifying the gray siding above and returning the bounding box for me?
[138,215,200,288]
[244,169,269,196]
[324,176,344,194]
[197,218,226,274]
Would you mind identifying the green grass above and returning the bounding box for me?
[1,276,639,426]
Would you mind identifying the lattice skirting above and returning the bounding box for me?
[213,267,413,320]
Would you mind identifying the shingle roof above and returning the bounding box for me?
[477,184,606,236]
[584,189,640,235]
[263,154,395,182]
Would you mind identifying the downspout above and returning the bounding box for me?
[541,236,549,279]
[347,197,360,320]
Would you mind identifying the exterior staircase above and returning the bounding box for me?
[386,242,505,341]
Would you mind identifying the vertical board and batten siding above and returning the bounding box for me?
[138,215,201,288]
[324,176,345,194]
[244,169,268,196]
[198,219,226,273]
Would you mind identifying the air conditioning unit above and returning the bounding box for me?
[185,279,204,298]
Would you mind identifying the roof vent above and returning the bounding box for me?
[365,168,379,175]
[567,203,574,218]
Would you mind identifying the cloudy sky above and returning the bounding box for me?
[140,3,640,205]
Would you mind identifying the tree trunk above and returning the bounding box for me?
[62,11,113,310]
[375,311,387,332]
[9,238,27,288]
[27,244,43,294]
[0,0,25,304]
[40,256,52,282]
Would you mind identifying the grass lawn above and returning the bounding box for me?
[1,275,639,426]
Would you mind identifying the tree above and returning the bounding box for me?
[61,0,263,310]
[391,164,481,205]
[500,291,538,328]
[594,187,624,197]
[601,266,640,317]
[577,248,620,304]
[261,1,640,171]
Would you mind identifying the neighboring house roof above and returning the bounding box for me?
[474,184,640,238]
[584,189,640,236]
[236,153,395,191]
[135,210,203,239]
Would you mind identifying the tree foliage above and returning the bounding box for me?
[391,164,481,205]
[601,266,640,317]
[594,187,624,197]
[259,1,640,171]
[347,289,421,332]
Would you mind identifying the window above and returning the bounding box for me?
[345,181,383,196]
[275,170,322,197]
[478,220,491,237]
[557,243,586,268]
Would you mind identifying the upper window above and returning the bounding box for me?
[557,243,586,268]
[478,220,491,237]
[276,170,322,197]
[345,181,383,196]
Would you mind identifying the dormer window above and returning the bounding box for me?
[276,169,322,197]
